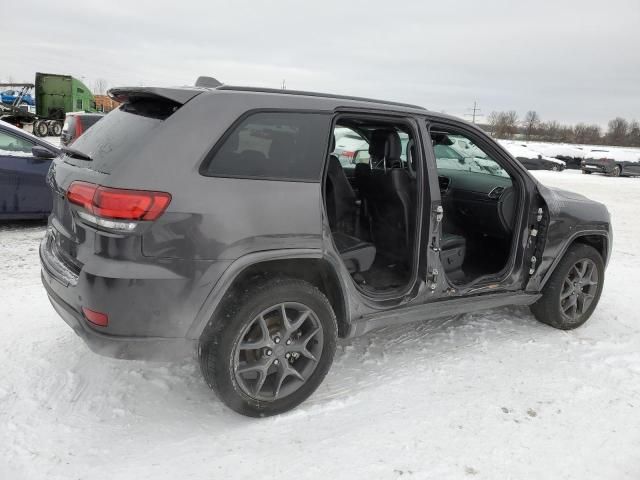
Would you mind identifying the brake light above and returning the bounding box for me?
[342,151,355,159]
[82,307,108,327]
[74,118,84,141]
[67,181,171,223]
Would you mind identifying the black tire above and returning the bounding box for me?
[531,244,604,330]
[582,170,592,174]
[199,277,338,417]
[33,120,48,137]
[49,121,62,136]
[609,165,621,177]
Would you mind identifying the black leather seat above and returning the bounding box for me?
[325,136,357,233]
[325,135,376,273]
[363,130,414,256]
[332,232,376,274]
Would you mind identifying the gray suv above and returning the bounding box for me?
[40,79,611,416]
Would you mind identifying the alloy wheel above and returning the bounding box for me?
[233,302,323,401]
[559,258,599,323]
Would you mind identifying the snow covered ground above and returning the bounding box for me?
[1,170,639,479]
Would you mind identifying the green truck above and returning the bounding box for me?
[0,72,97,136]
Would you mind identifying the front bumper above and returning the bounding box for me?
[582,161,613,174]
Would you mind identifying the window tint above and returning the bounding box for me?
[203,112,331,181]
[0,130,34,156]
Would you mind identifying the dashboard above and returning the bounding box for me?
[438,169,516,237]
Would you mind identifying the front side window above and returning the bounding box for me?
[203,112,331,181]
[432,132,508,178]
[0,130,35,156]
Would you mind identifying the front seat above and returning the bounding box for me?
[440,233,466,273]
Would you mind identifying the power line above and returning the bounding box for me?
[464,101,482,124]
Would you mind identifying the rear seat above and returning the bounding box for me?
[332,232,376,274]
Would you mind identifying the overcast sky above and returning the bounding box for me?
[2,0,638,126]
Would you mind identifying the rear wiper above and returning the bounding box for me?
[62,146,93,161]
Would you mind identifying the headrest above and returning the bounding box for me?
[368,129,402,162]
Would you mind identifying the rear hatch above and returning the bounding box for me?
[45,87,201,277]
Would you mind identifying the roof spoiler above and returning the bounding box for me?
[108,86,202,105]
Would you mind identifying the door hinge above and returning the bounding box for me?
[434,205,443,223]
[536,207,543,222]
[528,255,537,275]
[428,268,439,291]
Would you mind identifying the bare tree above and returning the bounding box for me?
[93,78,109,95]
[487,111,500,136]
[628,120,640,147]
[523,110,540,140]
[606,117,629,145]
[573,123,601,144]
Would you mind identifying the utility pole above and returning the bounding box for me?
[464,101,481,124]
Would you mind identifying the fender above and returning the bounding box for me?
[185,248,349,340]
[536,229,610,290]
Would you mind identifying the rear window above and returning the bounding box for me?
[81,115,103,129]
[64,98,178,172]
[201,111,331,181]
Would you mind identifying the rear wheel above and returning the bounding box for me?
[609,165,621,177]
[199,277,337,417]
[531,244,604,330]
[581,170,592,174]
[48,121,62,136]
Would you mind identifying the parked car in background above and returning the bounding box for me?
[581,148,640,177]
[333,126,369,166]
[60,112,104,146]
[0,120,59,219]
[1,89,35,106]
[41,81,610,417]
[500,142,566,171]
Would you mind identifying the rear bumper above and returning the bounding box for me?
[39,229,229,360]
[42,273,196,360]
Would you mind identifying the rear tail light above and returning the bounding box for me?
[342,151,355,159]
[67,181,171,230]
[74,118,84,142]
[82,307,108,327]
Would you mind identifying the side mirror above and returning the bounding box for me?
[32,145,57,159]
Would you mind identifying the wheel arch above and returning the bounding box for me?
[540,231,610,288]
[188,251,350,341]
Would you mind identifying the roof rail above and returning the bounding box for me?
[216,85,426,110]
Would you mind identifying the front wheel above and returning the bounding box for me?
[199,277,337,417]
[33,120,48,137]
[531,244,604,330]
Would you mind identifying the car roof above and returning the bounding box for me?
[108,83,471,126]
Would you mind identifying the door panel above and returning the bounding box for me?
[0,129,52,216]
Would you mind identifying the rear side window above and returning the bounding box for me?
[202,111,331,181]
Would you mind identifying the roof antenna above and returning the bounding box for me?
[195,76,222,88]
